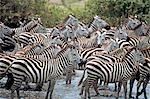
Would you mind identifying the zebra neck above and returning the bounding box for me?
[58,55,71,69]
[123,54,137,70]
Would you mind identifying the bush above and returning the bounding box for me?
[0,0,149,27]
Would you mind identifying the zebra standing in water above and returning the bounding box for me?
[136,57,150,99]
[0,44,81,99]
[129,47,150,99]
[78,47,145,99]
[0,44,61,90]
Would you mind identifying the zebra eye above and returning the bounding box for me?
[73,53,76,56]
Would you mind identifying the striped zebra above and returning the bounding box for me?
[88,15,110,36]
[78,47,145,99]
[129,47,150,98]
[64,14,79,29]
[78,39,120,69]
[136,58,150,99]
[1,36,16,52]
[12,18,42,36]
[0,22,14,37]
[126,16,150,36]
[60,23,89,41]
[0,44,61,90]
[0,45,81,99]
[13,32,53,48]
[29,22,48,33]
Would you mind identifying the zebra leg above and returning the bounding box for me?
[136,80,142,99]
[79,84,84,95]
[16,89,20,99]
[45,80,56,99]
[23,82,31,91]
[140,78,149,99]
[114,82,117,92]
[11,90,15,99]
[129,78,136,98]
[80,78,87,95]
[122,81,127,99]
[143,80,148,99]
[11,89,20,99]
[66,70,72,84]
[116,82,122,99]
[34,83,43,91]
[93,79,99,96]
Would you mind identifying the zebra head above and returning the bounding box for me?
[22,18,43,33]
[60,25,75,41]
[0,23,14,37]
[96,30,107,46]
[107,38,120,52]
[50,36,63,46]
[67,45,81,65]
[114,26,128,40]
[136,36,150,49]
[126,16,142,30]
[74,22,89,38]
[51,27,61,37]
[64,15,78,28]
[31,23,47,33]
[88,16,110,33]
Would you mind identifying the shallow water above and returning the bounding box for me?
[0,70,149,99]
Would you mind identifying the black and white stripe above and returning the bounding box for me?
[78,47,145,99]
[1,45,80,99]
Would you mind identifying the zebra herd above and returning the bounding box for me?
[0,15,150,99]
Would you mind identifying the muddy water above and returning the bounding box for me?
[0,70,149,99]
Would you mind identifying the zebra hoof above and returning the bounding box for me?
[137,92,142,96]
[129,95,135,99]
[95,93,99,96]
[79,93,83,95]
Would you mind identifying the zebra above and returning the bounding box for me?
[78,38,121,69]
[0,44,61,90]
[88,15,110,36]
[0,44,81,99]
[0,22,15,37]
[129,47,150,98]
[78,47,145,99]
[64,14,79,29]
[136,58,150,99]
[125,16,150,36]
[12,18,42,36]
[60,22,89,41]
[29,22,49,33]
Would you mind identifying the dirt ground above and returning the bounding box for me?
[0,70,149,99]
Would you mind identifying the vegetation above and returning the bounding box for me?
[0,0,150,27]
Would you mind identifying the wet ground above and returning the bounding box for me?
[0,70,149,99]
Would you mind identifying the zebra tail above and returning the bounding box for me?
[78,69,86,86]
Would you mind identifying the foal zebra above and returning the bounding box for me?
[0,45,81,99]
[78,47,145,99]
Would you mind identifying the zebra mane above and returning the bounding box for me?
[88,17,94,28]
